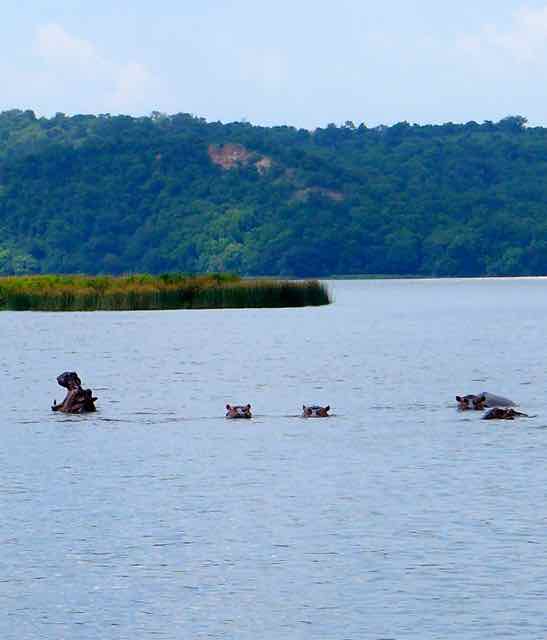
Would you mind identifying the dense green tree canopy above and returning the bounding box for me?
[0,109,546,276]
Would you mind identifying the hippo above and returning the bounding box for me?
[482,407,529,420]
[456,392,516,411]
[225,404,252,419]
[52,371,97,414]
[302,404,330,418]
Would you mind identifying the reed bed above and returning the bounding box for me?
[0,274,330,311]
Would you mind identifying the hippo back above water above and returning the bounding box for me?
[482,407,529,420]
[456,392,516,411]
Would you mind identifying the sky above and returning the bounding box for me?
[2,0,547,128]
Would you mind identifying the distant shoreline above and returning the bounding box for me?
[324,274,547,281]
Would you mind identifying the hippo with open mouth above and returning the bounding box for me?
[52,371,97,414]
[456,392,516,411]
[225,404,252,419]
[302,404,330,417]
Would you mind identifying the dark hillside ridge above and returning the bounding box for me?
[0,110,544,277]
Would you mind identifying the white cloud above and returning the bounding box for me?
[32,23,157,114]
[459,5,547,63]
[36,23,97,65]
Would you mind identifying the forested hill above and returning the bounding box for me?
[0,110,546,277]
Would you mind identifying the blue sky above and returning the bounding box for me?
[2,1,547,128]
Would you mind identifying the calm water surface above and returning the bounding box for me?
[1,278,546,639]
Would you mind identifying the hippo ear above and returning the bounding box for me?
[226,404,231,410]
[303,405,306,410]
[456,396,462,402]
[246,404,251,409]
[325,405,330,411]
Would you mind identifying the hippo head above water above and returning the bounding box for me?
[302,404,330,418]
[456,395,486,411]
[226,404,252,419]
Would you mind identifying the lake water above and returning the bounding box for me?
[1,278,546,639]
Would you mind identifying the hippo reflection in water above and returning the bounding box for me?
[226,404,252,419]
[302,405,330,418]
[52,371,97,414]
[482,407,529,420]
[456,392,516,411]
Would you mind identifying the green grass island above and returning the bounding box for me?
[0,273,331,311]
